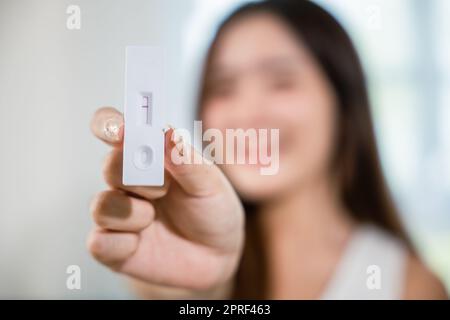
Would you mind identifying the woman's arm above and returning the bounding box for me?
[88,107,245,299]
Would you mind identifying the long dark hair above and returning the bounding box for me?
[197,0,412,298]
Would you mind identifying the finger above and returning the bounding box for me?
[164,128,229,197]
[87,229,139,266]
[103,148,170,200]
[90,107,124,145]
[90,190,155,232]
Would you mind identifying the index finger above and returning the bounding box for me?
[90,107,124,146]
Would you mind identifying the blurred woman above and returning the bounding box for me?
[88,0,447,299]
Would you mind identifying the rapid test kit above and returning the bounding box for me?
[122,46,166,186]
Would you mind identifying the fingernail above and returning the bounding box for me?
[175,140,185,156]
[171,128,183,145]
[162,124,174,133]
[169,128,187,157]
[103,117,122,142]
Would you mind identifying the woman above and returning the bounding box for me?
[88,0,447,299]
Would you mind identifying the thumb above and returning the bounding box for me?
[164,128,227,197]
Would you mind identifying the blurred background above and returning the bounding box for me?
[0,0,448,298]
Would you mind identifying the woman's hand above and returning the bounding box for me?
[88,107,244,297]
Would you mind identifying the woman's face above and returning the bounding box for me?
[201,13,339,202]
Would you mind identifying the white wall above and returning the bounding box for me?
[0,0,192,298]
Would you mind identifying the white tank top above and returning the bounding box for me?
[321,224,408,300]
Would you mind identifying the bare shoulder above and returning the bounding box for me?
[403,254,448,300]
